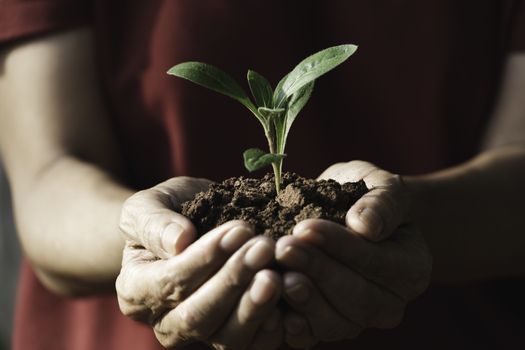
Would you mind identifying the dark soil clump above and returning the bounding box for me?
[179,172,368,240]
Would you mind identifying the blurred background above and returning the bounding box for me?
[0,165,21,350]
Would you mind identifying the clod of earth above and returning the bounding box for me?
[179,172,368,240]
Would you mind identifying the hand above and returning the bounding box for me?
[116,177,284,349]
[275,161,432,348]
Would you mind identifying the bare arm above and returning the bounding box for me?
[274,54,525,347]
[0,32,285,349]
[0,28,133,295]
[406,53,525,283]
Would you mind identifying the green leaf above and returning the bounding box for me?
[168,61,265,128]
[258,107,286,155]
[168,62,250,105]
[275,44,357,107]
[276,81,314,154]
[273,73,289,109]
[243,148,286,172]
[247,70,273,108]
[257,107,286,122]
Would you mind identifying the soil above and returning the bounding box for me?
[179,172,368,240]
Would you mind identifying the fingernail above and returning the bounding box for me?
[262,310,280,331]
[285,317,305,335]
[244,240,273,270]
[279,246,309,267]
[220,226,253,252]
[294,228,324,245]
[250,273,276,305]
[162,222,184,254]
[358,208,383,236]
[286,283,310,304]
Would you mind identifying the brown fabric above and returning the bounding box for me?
[511,1,525,50]
[4,1,525,349]
[0,0,92,45]
[13,261,166,350]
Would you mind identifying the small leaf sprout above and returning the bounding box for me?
[168,44,357,192]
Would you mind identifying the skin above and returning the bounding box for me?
[0,28,282,349]
[276,162,431,347]
[0,28,129,294]
[275,54,525,347]
[118,178,284,349]
[1,25,524,349]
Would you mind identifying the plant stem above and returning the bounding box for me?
[271,162,281,193]
[265,126,281,193]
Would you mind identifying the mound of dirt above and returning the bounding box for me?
[179,172,368,240]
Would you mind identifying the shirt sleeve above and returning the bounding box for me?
[509,0,525,51]
[0,0,92,45]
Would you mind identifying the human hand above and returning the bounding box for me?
[275,161,432,348]
[116,177,283,349]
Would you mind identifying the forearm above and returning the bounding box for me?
[0,28,133,295]
[12,155,133,295]
[406,145,525,283]
[406,53,525,284]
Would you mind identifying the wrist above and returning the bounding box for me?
[402,174,438,228]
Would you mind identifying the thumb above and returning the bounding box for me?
[120,177,212,258]
[120,200,197,259]
[346,174,410,242]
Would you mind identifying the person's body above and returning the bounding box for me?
[1,1,525,349]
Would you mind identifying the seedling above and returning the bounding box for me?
[168,44,357,192]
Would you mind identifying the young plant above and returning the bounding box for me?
[168,44,357,192]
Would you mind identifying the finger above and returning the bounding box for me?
[212,270,282,349]
[347,170,409,241]
[293,219,431,299]
[120,192,196,258]
[120,177,212,258]
[153,176,213,205]
[283,272,361,342]
[167,220,256,298]
[249,309,284,350]
[293,219,371,272]
[153,237,275,348]
[317,160,377,183]
[116,244,171,322]
[276,235,404,328]
[318,161,410,241]
[117,221,255,321]
[283,312,317,349]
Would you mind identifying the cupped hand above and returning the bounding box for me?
[276,161,432,348]
[116,177,283,349]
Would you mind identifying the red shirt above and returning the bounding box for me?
[2,1,525,349]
